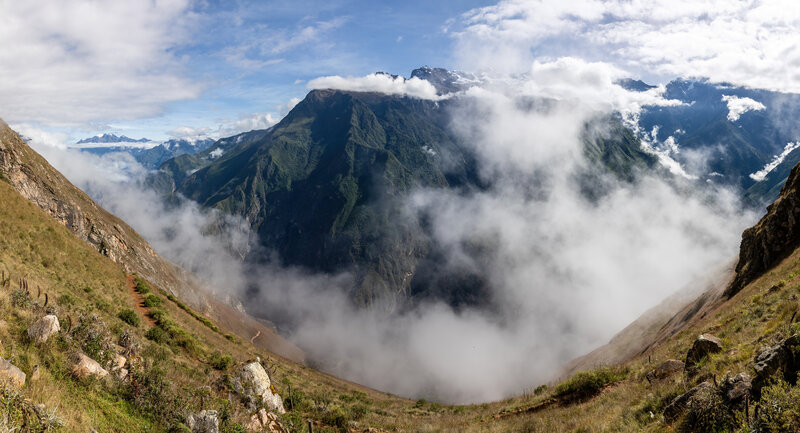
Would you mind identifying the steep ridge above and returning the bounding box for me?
[728,161,800,296]
[0,119,302,362]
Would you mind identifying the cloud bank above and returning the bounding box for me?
[722,95,767,122]
[455,0,800,93]
[307,73,441,99]
[750,141,800,182]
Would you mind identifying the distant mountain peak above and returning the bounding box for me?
[76,133,150,144]
[615,78,656,92]
[410,66,478,95]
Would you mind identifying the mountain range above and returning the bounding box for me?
[74,134,217,170]
[6,62,800,430]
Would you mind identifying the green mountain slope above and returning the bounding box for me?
[160,90,655,310]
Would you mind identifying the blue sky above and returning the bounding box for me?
[144,0,495,140]
[2,0,798,144]
[0,0,493,143]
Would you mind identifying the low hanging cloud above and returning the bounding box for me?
[454,0,800,93]
[722,95,767,122]
[307,73,441,99]
[750,141,800,182]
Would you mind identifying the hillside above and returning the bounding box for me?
[0,120,300,363]
[155,88,656,312]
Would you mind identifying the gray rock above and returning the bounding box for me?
[27,315,60,344]
[646,359,684,382]
[71,353,108,379]
[686,334,723,369]
[722,372,751,404]
[246,408,288,433]
[186,410,219,433]
[664,381,714,424]
[752,334,800,396]
[233,361,286,414]
[0,357,25,389]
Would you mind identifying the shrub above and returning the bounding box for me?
[134,277,151,295]
[322,406,351,430]
[755,379,800,432]
[553,367,626,401]
[11,289,32,309]
[123,366,188,426]
[209,352,233,371]
[147,309,204,357]
[71,312,114,364]
[142,294,162,308]
[677,385,733,433]
[146,327,169,344]
[118,309,140,327]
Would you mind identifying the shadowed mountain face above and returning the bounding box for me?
[634,78,800,205]
[152,88,656,311]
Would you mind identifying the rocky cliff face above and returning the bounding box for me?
[0,119,164,277]
[727,161,800,296]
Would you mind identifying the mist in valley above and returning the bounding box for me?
[16,61,757,404]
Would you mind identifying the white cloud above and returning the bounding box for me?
[750,141,800,181]
[209,148,224,159]
[0,0,200,126]
[307,73,441,100]
[221,18,346,70]
[168,108,288,141]
[456,0,800,93]
[218,112,280,137]
[722,95,766,122]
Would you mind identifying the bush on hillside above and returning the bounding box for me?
[118,309,140,327]
[142,294,162,308]
[553,367,626,401]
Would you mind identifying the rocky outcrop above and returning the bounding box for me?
[233,361,285,414]
[246,408,287,433]
[0,357,26,389]
[645,359,684,382]
[664,381,714,424]
[728,162,800,296]
[721,372,751,406]
[752,334,800,396]
[685,334,722,370]
[71,353,108,379]
[186,410,219,433]
[27,315,60,344]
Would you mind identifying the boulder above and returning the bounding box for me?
[685,334,722,369]
[246,408,288,433]
[645,359,684,382]
[27,315,60,344]
[0,357,25,389]
[108,354,126,371]
[664,381,714,424]
[752,334,800,396]
[186,410,219,433]
[71,353,108,379]
[233,361,286,414]
[721,373,751,405]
